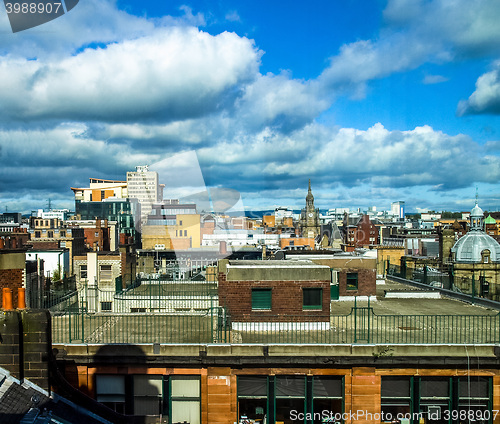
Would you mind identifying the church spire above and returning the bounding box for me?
[306,179,314,203]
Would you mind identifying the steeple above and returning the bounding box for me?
[470,187,484,231]
[306,179,314,205]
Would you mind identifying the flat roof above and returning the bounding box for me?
[227,259,330,268]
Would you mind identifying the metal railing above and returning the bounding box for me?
[48,274,500,345]
[51,296,500,345]
[387,263,496,302]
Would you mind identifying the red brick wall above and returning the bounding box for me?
[355,215,379,247]
[83,227,110,251]
[29,241,59,250]
[218,274,330,322]
[339,268,376,296]
[0,268,23,308]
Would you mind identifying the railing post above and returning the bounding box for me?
[354,296,357,343]
[472,273,475,304]
[68,309,72,343]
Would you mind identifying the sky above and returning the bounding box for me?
[1,0,500,214]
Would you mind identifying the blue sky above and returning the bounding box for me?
[1,0,500,214]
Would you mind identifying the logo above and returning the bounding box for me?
[4,0,79,33]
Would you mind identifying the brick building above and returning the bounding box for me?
[0,246,27,308]
[28,217,85,274]
[278,251,377,298]
[345,214,379,248]
[218,260,331,329]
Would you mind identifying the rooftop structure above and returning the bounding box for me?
[452,201,500,263]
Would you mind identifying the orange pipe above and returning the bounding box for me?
[17,288,26,309]
[2,288,13,310]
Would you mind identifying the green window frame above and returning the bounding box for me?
[252,288,272,310]
[381,376,493,424]
[303,288,322,310]
[237,376,268,423]
[346,272,358,290]
[237,375,344,424]
[169,376,201,424]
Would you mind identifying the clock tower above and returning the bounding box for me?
[299,179,320,239]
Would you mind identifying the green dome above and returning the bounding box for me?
[484,214,496,224]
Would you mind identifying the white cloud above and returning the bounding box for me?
[0,27,261,122]
[225,10,241,22]
[423,74,449,84]
[318,0,500,95]
[457,63,500,115]
[0,0,156,58]
[234,73,330,131]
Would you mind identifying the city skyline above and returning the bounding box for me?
[1,1,500,213]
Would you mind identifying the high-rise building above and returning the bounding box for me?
[391,201,405,220]
[126,166,164,225]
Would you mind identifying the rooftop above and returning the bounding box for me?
[50,278,500,345]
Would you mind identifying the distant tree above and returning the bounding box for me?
[52,265,61,282]
[441,211,462,219]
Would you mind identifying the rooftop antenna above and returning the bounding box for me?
[47,198,52,211]
[475,186,479,205]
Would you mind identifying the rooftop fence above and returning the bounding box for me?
[387,262,494,300]
[49,279,500,345]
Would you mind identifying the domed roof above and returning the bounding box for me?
[451,200,500,263]
[485,214,496,224]
[471,202,484,218]
[451,231,500,263]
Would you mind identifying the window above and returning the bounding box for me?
[34,231,41,238]
[251,288,272,310]
[80,265,87,280]
[133,375,163,416]
[47,231,53,238]
[458,376,491,419]
[101,301,112,311]
[419,377,450,424]
[312,377,343,424]
[100,264,112,281]
[60,230,66,237]
[276,376,305,424]
[238,376,343,424]
[95,375,126,414]
[170,376,201,424]
[381,376,493,424]
[346,272,358,290]
[303,288,322,310]
[381,377,412,420]
[184,230,187,237]
[238,376,267,423]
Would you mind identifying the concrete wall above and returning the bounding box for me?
[225,262,331,281]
